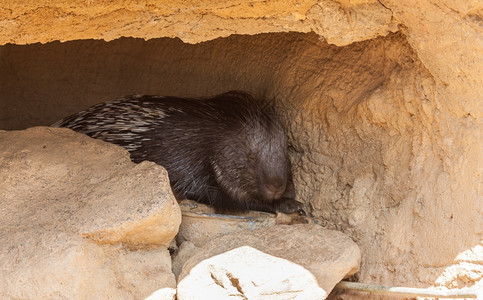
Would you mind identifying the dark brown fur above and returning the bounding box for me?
[53,91,304,214]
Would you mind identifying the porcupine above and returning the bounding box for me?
[52,91,304,214]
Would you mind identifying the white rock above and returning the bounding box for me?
[178,224,361,299]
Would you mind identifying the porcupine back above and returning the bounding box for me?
[53,91,300,213]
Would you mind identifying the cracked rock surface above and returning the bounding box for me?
[0,127,180,299]
[177,224,360,299]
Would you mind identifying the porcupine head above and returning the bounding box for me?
[210,106,292,211]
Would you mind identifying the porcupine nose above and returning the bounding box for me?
[265,181,286,200]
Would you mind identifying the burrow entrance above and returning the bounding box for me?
[1,32,468,289]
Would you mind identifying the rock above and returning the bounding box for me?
[0,0,396,45]
[434,244,483,291]
[171,241,199,279]
[177,224,361,299]
[177,199,312,248]
[0,127,181,298]
[179,246,326,299]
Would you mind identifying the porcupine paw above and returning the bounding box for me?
[275,198,306,215]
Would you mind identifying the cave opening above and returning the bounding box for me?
[1,31,477,290]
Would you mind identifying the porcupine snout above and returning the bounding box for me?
[261,176,287,201]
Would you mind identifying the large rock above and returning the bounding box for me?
[177,224,360,299]
[0,127,181,298]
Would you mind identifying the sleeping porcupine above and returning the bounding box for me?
[52,91,304,214]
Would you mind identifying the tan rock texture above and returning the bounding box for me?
[172,241,199,280]
[177,224,360,299]
[177,199,309,248]
[0,0,481,293]
[380,0,482,116]
[0,127,180,298]
[0,0,396,46]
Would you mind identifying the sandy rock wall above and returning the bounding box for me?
[0,0,481,292]
[2,0,480,114]
[381,0,482,116]
[0,0,396,46]
[275,36,481,287]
